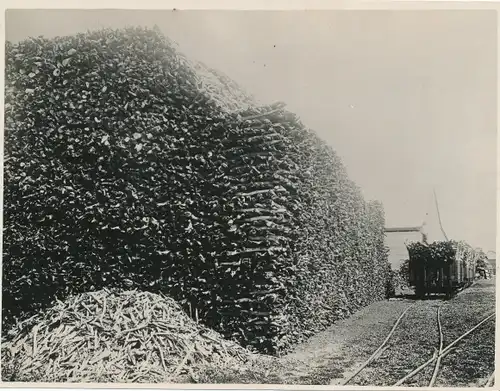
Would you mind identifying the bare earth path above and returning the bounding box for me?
[279,279,495,386]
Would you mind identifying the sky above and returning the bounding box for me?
[5,9,497,253]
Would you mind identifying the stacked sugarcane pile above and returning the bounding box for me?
[407,241,481,266]
[189,60,258,113]
[4,26,390,355]
[3,26,231,330]
[1,289,253,383]
[210,105,390,352]
[407,241,457,266]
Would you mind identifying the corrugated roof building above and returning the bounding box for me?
[385,192,449,271]
[385,227,423,271]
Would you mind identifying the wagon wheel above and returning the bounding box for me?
[445,283,454,300]
[415,284,425,299]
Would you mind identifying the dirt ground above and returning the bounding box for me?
[278,278,496,386]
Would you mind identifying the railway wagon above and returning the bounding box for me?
[407,241,477,298]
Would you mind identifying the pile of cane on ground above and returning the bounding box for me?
[1,289,255,383]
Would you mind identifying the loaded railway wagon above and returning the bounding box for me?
[407,241,477,298]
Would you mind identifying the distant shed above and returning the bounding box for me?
[385,227,424,271]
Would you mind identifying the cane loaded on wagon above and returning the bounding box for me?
[406,240,480,299]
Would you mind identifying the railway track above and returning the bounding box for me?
[339,294,495,387]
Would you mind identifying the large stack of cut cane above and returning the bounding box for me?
[3,26,390,355]
[1,290,253,383]
[3,26,234,331]
[213,105,389,351]
[189,59,258,113]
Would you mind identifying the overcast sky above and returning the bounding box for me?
[5,9,497,253]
